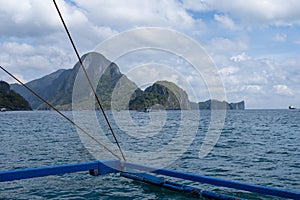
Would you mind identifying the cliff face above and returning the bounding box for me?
[129,81,190,110]
[0,81,31,110]
[11,69,66,109]
[229,101,245,110]
[95,60,141,110]
[12,52,140,110]
[0,81,10,95]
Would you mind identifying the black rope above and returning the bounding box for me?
[0,65,121,160]
[53,0,126,161]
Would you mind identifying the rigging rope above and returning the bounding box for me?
[0,65,121,160]
[53,0,126,161]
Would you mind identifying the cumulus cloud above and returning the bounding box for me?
[246,74,268,85]
[241,85,263,93]
[183,0,300,26]
[73,0,196,31]
[183,0,211,12]
[273,84,294,96]
[0,0,74,37]
[2,42,35,56]
[0,41,76,81]
[206,37,248,54]
[230,52,250,62]
[214,14,239,30]
[219,66,239,76]
[0,0,118,45]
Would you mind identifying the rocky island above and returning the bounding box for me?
[191,99,245,110]
[129,81,190,111]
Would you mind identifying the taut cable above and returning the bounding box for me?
[0,65,121,160]
[53,0,126,161]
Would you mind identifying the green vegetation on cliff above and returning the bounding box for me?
[129,81,190,110]
[0,81,31,110]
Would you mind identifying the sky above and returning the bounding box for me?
[0,0,300,109]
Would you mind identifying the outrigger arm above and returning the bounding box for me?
[1,160,299,199]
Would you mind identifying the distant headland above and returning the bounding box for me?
[191,99,245,110]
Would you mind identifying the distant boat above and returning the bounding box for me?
[289,106,296,109]
[1,108,7,112]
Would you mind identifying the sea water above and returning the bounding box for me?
[0,110,299,199]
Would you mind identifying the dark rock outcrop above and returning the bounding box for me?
[0,81,10,95]
[0,80,31,110]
